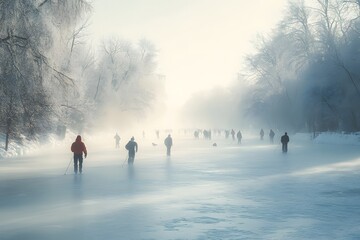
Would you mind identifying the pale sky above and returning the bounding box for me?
[89,0,288,108]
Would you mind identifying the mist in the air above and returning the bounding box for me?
[2,1,360,240]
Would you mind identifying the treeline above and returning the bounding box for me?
[242,0,360,132]
[0,0,162,150]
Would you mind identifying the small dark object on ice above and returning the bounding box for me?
[213,143,217,147]
[152,143,158,146]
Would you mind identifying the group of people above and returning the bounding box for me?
[227,129,243,143]
[260,128,289,152]
[69,133,173,174]
[113,133,140,165]
[259,128,275,143]
[194,129,243,143]
[70,129,289,174]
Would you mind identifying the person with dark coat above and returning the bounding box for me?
[71,135,87,174]
[269,129,275,143]
[125,137,138,165]
[164,134,173,156]
[260,129,264,140]
[281,132,290,153]
[236,130,242,144]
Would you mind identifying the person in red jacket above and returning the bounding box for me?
[71,135,87,174]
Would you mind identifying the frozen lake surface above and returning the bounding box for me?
[1,134,360,239]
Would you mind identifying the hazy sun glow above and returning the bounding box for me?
[90,0,288,108]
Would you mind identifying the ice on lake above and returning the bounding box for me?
[1,133,360,240]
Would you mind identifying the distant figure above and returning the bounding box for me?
[225,130,230,139]
[213,143,217,147]
[203,130,209,139]
[269,129,275,144]
[281,132,290,153]
[156,130,160,139]
[114,133,121,148]
[231,129,235,140]
[260,129,264,140]
[152,143,158,146]
[194,130,199,139]
[236,130,242,144]
[164,134,173,156]
[202,129,211,140]
[125,137,138,165]
[142,130,145,138]
[71,135,87,174]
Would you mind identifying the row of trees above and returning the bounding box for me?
[0,0,163,150]
[181,0,360,133]
[241,0,360,132]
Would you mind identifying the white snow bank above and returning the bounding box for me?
[288,132,360,145]
[0,134,38,159]
[291,133,313,142]
[313,132,360,145]
[0,130,78,159]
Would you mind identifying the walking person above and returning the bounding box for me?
[71,135,87,174]
[269,129,275,144]
[194,130,199,139]
[114,133,121,148]
[164,134,173,156]
[236,130,242,144]
[125,137,138,165]
[260,129,264,140]
[225,130,230,139]
[281,132,290,153]
[156,130,160,139]
[231,129,235,141]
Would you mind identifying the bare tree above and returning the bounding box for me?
[241,0,360,131]
[0,0,91,149]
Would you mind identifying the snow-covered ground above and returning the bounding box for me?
[1,132,360,239]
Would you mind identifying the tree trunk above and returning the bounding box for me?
[5,118,11,151]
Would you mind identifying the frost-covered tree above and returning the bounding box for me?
[0,0,91,149]
[239,0,360,132]
[83,37,163,129]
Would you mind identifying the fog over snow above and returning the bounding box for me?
[2,0,360,239]
[89,0,288,108]
[2,132,360,239]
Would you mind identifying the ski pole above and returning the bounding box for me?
[121,155,127,168]
[64,156,72,175]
